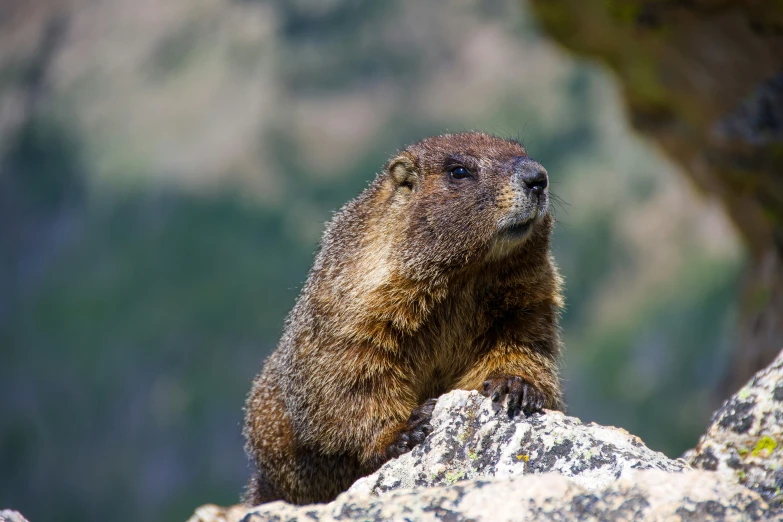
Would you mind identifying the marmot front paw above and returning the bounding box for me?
[385,398,437,459]
[482,374,545,417]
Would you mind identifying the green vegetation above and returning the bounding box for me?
[753,437,777,458]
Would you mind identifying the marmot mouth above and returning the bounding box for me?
[499,219,533,239]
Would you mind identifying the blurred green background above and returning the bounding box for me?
[1,0,743,521]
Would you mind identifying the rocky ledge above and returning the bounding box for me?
[0,511,29,522]
[187,351,783,522]
[686,350,783,504]
[349,391,686,496]
[233,470,766,521]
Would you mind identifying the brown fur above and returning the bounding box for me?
[243,132,564,505]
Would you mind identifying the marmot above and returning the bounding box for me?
[243,132,564,505]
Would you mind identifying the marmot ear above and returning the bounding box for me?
[388,155,419,192]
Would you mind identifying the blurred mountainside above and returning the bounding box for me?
[0,1,742,522]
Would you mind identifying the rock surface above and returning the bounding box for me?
[188,362,783,521]
[0,510,30,522]
[686,349,783,505]
[349,390,687,496]
[237,470,767,522]
[188,348,783,521]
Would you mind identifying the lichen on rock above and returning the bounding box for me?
[349,390,687,496]
[238,470,767,522]
[188,350,783,521]
[686,349,783,505]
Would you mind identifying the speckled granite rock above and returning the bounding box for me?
[685,349,783,505]
[187,504,249,522]
[228,470,771,521]
[0,510,29,522]
[350,390,687,496]
[189,355,783,522]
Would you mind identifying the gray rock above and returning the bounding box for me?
[686,349,783,505]
[188,504,248,522]
[238,470,769,522]
[350,390,687,496]
[189,360,783,521]
[0,510,29,522]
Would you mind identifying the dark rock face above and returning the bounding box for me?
[528,0,783,395]
[686,350,783,506]
[716,73,783,146]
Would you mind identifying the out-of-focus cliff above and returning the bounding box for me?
[529,0,783,394]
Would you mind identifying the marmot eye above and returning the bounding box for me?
[450,166,470,179]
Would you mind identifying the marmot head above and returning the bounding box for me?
[376,132,552,278]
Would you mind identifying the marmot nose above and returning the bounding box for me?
[518,167,548,196]
[513,157,548,196]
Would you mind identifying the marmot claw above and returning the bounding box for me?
[482,374,545,417]
[385,398,437,458]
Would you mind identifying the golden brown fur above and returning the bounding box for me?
[243,132,564,505]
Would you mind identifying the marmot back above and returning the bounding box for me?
[243,132,564,505]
